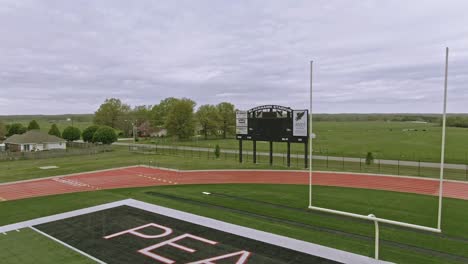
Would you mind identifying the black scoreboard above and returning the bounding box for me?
[236,105,309,167]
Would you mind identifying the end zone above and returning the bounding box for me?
[0,199,390,264]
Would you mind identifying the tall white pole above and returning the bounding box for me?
[309,61,313,207]
[437,47,449,230]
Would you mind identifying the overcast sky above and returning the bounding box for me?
[1,0,467,115]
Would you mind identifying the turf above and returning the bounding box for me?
[0,228,94,264]
[0,184,467,264]
[36,205,339,264]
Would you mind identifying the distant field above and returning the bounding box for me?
[0,115,93,133]
[138,121,468,163]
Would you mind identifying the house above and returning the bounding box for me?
[137,121,167,137]
[4,130,66,152]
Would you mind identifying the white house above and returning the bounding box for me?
[4,130,66,152]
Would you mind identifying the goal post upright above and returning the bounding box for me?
[437,47,449,230]
[309,60,313,208]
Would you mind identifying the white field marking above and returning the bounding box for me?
[39,166,59,170]
[0,196,6,202]
[0,165,145,186]
[0,199,388,264]
[0,199,132,233]
[52,178,89,187]
[30,227,107,264]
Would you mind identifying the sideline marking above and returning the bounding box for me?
[30,226,107,264]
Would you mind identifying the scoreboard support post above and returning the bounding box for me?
[304,142,308,168]
[253,140,257,164]
[269,141,273,166]
[287,142,291,167]
[239,139,243,163]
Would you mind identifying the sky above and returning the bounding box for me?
[1,0,467,115]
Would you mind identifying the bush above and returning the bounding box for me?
[82,125,100,143]
[62,126,81,142]
[214,144,221,158]
[365,152,374,165]
[48,124,61,138]
[92,126,117,145]
[27,120,40,130]
[6,123,27,137]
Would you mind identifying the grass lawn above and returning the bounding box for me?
[135,121,468,164]
[0,184,467,264]
[0,228,93,264]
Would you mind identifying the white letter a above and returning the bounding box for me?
[188,250,251,264]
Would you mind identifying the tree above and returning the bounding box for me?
[94,98,131,130]
[366,152,374,165]
[150,97,179,127]
[6,123,27,137]
[62,126,81,142]
[131,105,152,126]
[82,125,100,142]
[92,126,117,145]
[165,98,196,139]
[48,124,61,138]
[27,120,40,130]
[196,104,220,139]
[0,121,6,139]
[216,102,236,139]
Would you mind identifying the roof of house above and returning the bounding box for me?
[4,130,65,144]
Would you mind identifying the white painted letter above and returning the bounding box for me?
[138,233,218,264]
[104,223,172,239]
[188,250,251,264]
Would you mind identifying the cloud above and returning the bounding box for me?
[0,0,468,114]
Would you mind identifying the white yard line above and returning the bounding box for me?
[30,226,107,264]
[0,165,142,186]
[0,199,389,264]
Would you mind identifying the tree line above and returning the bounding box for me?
[0,120,117,145]
[93,97,236,140]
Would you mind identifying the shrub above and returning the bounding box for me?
[365,152,374,165]
[214,144,221,158]
[92,126,117,145]
[48,124,61,138]
[62,126,81,142]
[82,125,100,143]
[27,120,40,130]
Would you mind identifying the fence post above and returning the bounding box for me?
[418,160,421,176]
[397,160,400,175]
[326,153,329,168]
[360,158,362,171]
[342,156,345,170]
[378,159,381,173]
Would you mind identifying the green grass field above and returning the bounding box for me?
[0,184,467,264]
[135,121,468,164]
[0,115,93,133]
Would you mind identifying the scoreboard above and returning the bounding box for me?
[236,105,309,143]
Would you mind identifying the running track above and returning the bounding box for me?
[0,166,467,202]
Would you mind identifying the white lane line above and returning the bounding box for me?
[30,226,107,264]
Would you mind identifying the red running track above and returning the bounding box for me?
[0,166,467,202]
